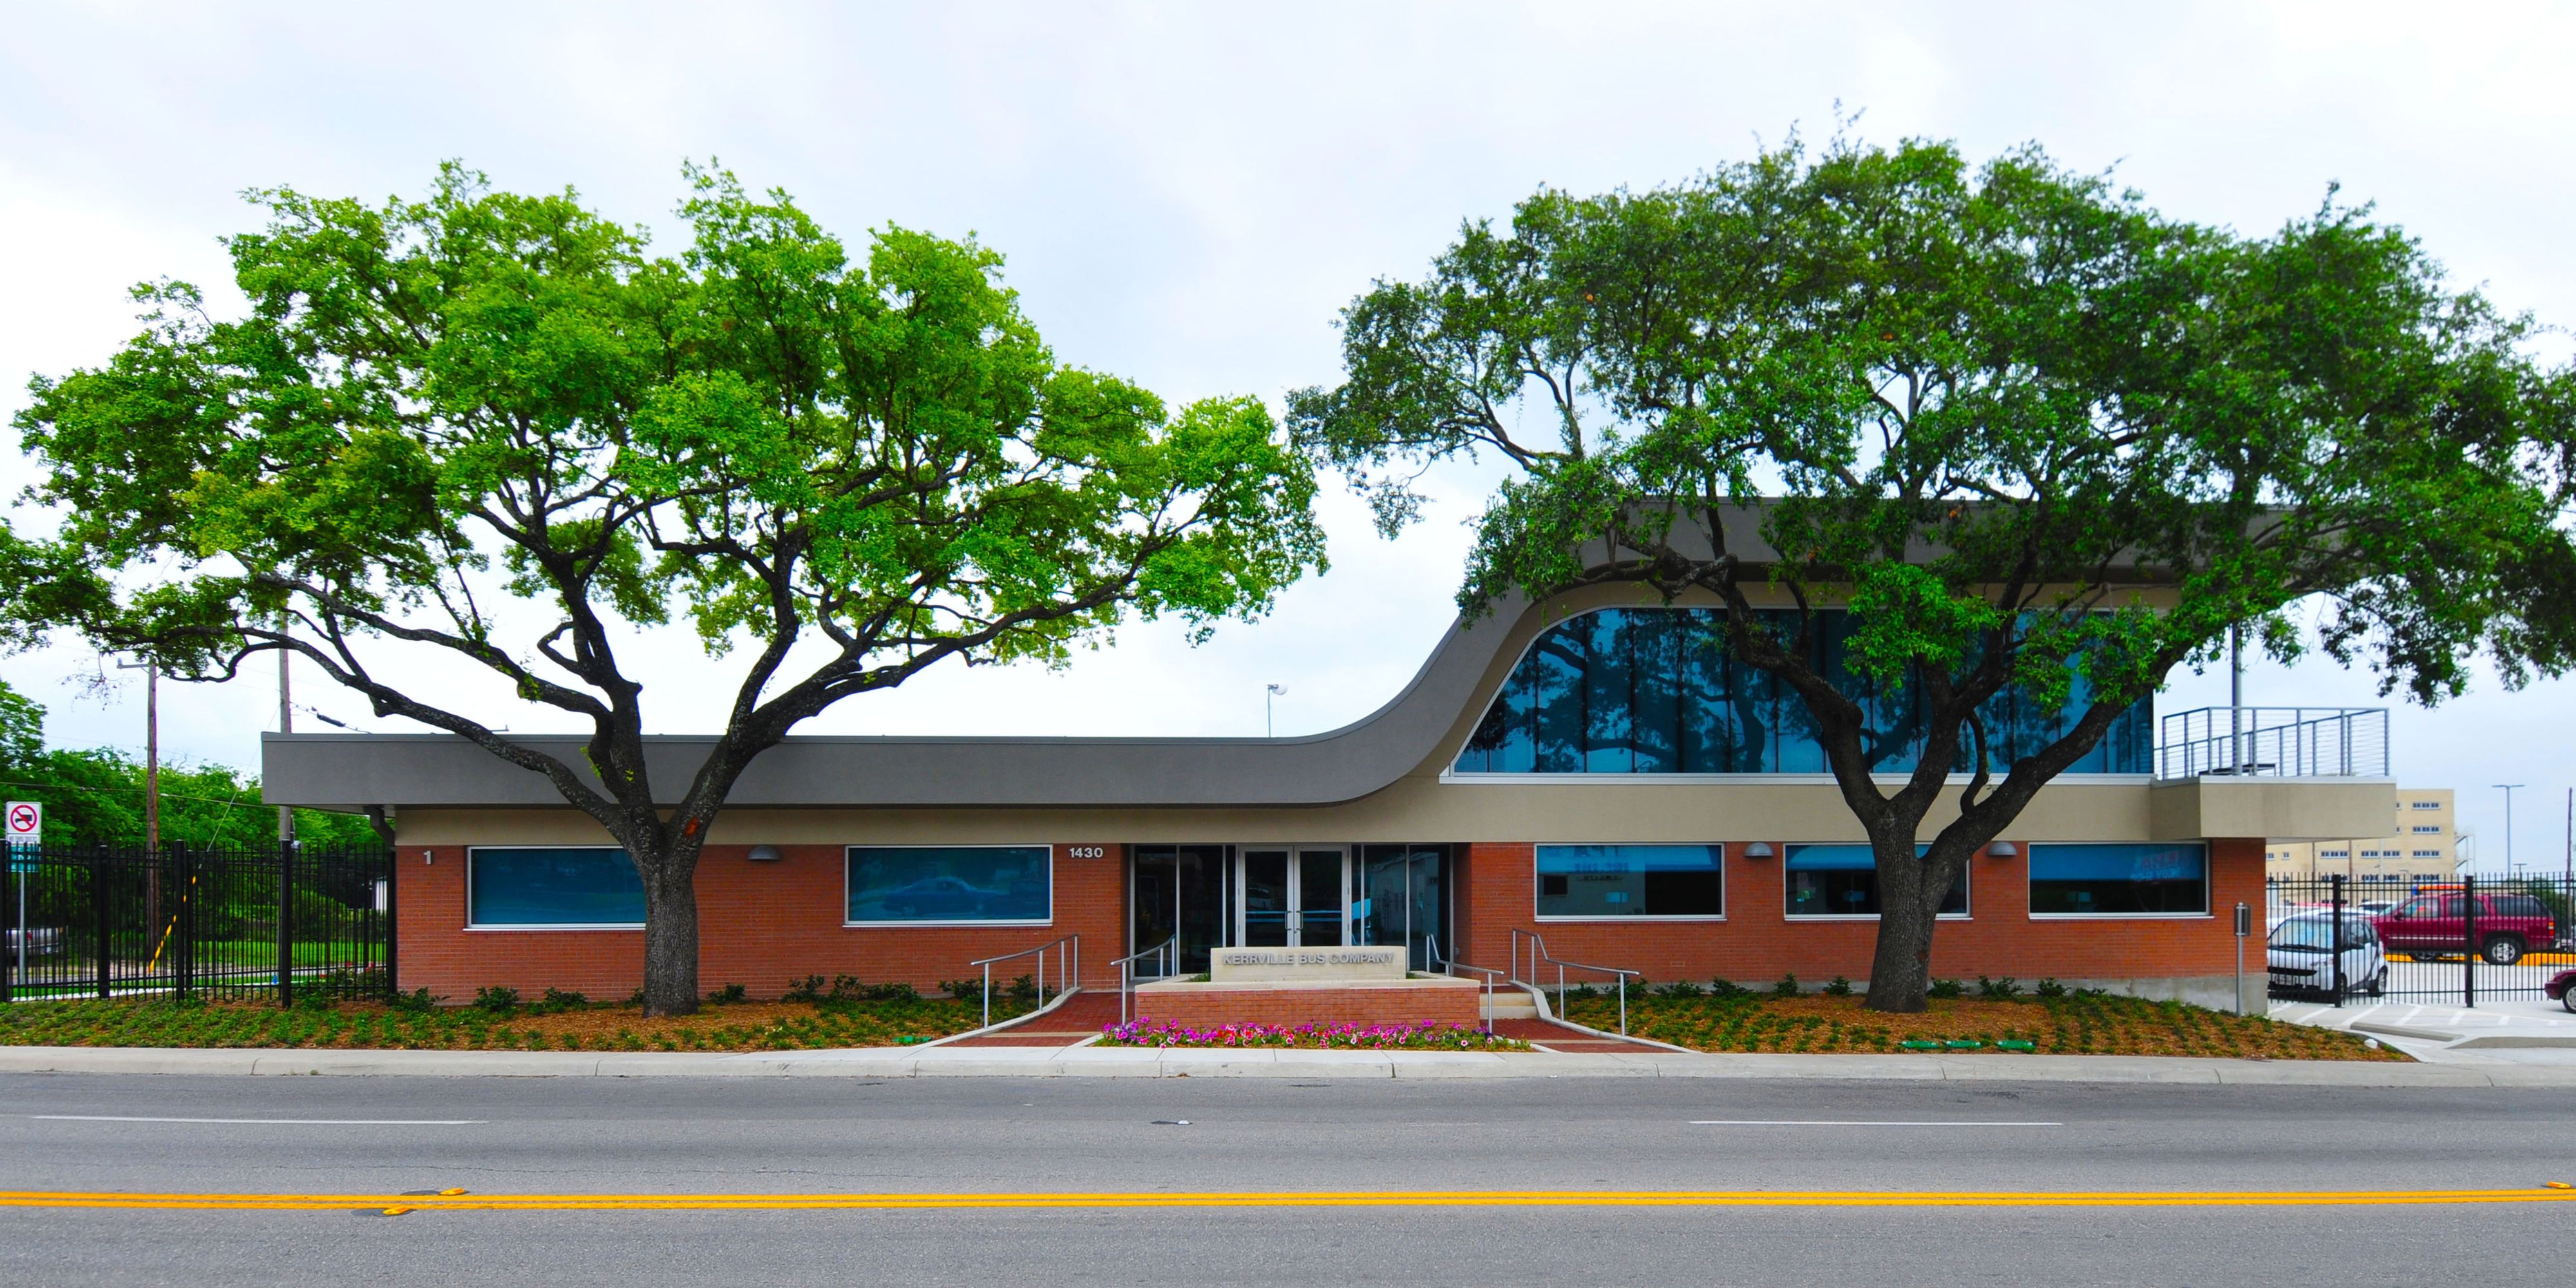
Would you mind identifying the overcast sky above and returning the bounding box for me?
[4,2,2572,870]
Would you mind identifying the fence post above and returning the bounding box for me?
[2328,874,2346,1005]
[2463,873,2478,1009]
[173,844,193,1002]
[384,852,399,999]
[95,851,111,999]
[276,840,296,1008]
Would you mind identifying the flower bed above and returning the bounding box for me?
[0,993,1020,1053]
[1559,988,2404,1061]
[1099,1018,1527,1050]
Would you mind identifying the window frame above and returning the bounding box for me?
[1531,842,1727,922]
[2025,842,2211,920]
[843,843,1056,929]
[1779,843,1972,922]
[463,845,647,932]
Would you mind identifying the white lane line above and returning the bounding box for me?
[1689,1119,2063,1127]
[29,1115,486,1125]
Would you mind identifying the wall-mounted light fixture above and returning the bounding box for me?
[747,844,784,863]
[1984,840,2020,859]
[1742,842,1775,859]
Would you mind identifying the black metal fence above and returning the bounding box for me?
[1,844,394,1005]
[2264,873,2576,1005]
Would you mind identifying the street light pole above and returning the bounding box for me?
[1265,683,1285,738]
[2495,784,2525,881]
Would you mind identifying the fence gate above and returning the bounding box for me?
[1,844,394,1004]
[2264,874,2575,1006]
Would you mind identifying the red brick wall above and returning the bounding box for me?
[1463,838,2262,990]
[1133,985,1482,1030]
[395,842,1127,1004]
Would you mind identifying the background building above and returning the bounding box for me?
[2266,788,2455,889]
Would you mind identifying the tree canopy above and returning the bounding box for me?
[1291,136,2576,1010]
[5,164,1326,1012]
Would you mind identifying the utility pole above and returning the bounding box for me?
[2496,784,2525,882]
[2228,624,2244,772]
[115,659,159,853]
[276,625,294,845]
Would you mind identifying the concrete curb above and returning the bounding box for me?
[6,1043,2576,1085]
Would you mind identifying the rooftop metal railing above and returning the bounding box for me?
[2157,706,2389,780]
[967,934,1078,1030]
[1510,929,1636,1036]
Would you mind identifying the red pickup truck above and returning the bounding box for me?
[2371,893,2559,965]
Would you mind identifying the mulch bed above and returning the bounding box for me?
[1559,991,2406,1061]
[0,996,1023,1053]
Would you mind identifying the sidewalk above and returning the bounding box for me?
[6,1041,2575,1085]
[2269,996,2576,1066]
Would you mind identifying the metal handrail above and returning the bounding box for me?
[1112,935,1177,1026]
[2157,706,2388,779]
[1426,933,1503,1034]
[969,934,1079,1030]
[1510,928,1636,1036]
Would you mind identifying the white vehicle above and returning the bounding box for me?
[2267,911,2386,998]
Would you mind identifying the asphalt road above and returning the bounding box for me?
[2,1073,2571,1286]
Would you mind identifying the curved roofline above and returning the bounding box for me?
[261,593,1545,811]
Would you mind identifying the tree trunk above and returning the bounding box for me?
[1861,835,1946,1013]
[637,843,703,1017]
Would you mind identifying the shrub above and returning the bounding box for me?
[473,985,520,1014]
[938,978,982,1002]
[387,988,440,1014]
[1772,973,1800,998]
[626,988,648,1006]
[1978,976,2023,999]
[541,988,589,1010]
[706,983,747,1005]
[1707,977,1752,998]
[2034,978,2068,999]
[1654,980,1704,999]
[1927,978,1965,999]
[1823,976,1853,997]
[783,974,828,1003]
[1006,974,1038,1006]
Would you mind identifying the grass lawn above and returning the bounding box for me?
[1560,989,2405,1061]
[0,993,1033,1053]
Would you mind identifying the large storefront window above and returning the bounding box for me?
[1783,844,1968,918]
[468,847,645,927]
[1453,607,2155,775]
[847,846,1052,925]
[2028,843,2208,916]
[1535,844,1724,918]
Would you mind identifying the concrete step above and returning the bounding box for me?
[1482,994,1540,1021]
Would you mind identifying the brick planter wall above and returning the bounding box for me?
[1130,980,1483,1029]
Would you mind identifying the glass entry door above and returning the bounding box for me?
[1359,844,1447,970]
[1236,847,1348,949]
[1132,844,1226,976]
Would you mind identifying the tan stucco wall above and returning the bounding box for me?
[384,773,2378,848]
[2147,777,2398,843]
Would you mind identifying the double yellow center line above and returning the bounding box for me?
[2,1188,2571,1212]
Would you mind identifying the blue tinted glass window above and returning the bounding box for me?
[1535,844,1723,918]
[847,846,1052,923]
[468,848,645,927]
[1453,607,2154,776]
[1783,844,1967,917]
[2028,843,2207,914]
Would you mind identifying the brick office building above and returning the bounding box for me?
[263,584,2392,1014]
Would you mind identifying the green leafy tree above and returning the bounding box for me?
[1291,137,2576,1012]
[0,678,378,847]
[6,166,1325,1014]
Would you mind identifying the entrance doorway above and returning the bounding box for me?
[1236,847,1349,948]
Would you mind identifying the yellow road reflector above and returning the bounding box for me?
[437,1188,468,1196]
[3,1188,2575,1213]
[2548,1182,2573,1190]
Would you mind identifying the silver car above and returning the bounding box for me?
[2268,911,2386,998]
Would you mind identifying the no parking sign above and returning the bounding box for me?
[5,800,38,871]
